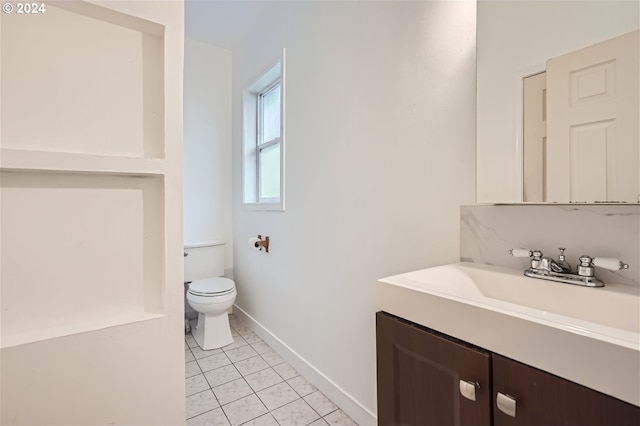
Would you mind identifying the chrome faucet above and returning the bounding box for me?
[555,247,572,272]
[509,247,629,287]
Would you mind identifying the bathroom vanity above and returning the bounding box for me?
[376,263,640,426]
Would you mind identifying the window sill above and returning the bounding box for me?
[243,202,285,212]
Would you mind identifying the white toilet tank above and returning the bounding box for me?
[184,242,225,282]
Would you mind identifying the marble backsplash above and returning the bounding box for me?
[460,204,640,288]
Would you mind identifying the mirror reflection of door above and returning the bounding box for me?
[523,30,639,203]
[523,72,546,202]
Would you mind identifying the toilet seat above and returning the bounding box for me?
[188,277,235,297]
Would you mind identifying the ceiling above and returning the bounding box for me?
[185,0,272,49]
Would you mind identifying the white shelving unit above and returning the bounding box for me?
[1,1,185,422]
[0,1,169,348]
[0,149,167,176]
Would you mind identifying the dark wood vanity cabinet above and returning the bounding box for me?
[376,311,640,426]
[376,311,492,426]
[493,354,640,426]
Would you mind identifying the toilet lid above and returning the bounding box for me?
[188,277,235,296]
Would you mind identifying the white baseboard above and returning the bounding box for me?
[232,305,377,426]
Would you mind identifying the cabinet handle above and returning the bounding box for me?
[496,392,517,417]
[459,380,479,401]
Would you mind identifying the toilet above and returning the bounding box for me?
[184,242,236,350]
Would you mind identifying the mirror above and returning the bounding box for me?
[476,0,639,203]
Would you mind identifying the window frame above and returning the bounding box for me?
[256,80,282,203]
[242,51,285,211]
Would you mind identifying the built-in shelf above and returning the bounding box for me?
[0,0,182,421]
[0,1,171,352]
[1,171,165,348]
[0,312,166,349]
[0,148,167,176]
[1,1,165,159]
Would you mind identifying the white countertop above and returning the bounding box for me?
[378,262,640,407]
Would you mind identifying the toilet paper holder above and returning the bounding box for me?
[254,235,270,253]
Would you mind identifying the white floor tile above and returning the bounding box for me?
[229,320,252,335]
[240,332,261,344]
[256,382,300,411]
[249,340,272,355]
[244,368,283,392]
[233,356,270,376]
[234,325,253,335]
[186,361,203,378]
[323,409,358,426]
[212,378,254,405]
[228,317,242,328]
[184,315,359,425]
[304,391,338,417]
[240,412,279,425]
[186,335,199,348]
[187,407,230,426]
[186,374,211,397]
[288,375,317,397]
[191,345,224,360]
[222,394,268,426]
[260,350,285,367]
[221,335,248,351]
[186,390,220,419]
[271,398,320,426]
[224,345,258,363]
[273,362,299,381]
[197,352,232,373]
[204,364,242,388]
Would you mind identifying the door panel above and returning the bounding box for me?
[546,30,639,202]
[569,120,616,201]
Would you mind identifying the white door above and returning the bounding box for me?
[523,72,547,202]
[0,2,185,424]
[546,30,639,202]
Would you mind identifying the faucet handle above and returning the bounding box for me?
[577,255,595,277]
[510,248,542,270]
[593,257,630,271]
[510,248,534,258]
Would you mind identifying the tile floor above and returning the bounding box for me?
[185,314,359,426]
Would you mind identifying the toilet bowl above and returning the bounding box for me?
[186,277,236,350]
[184,242,236,350]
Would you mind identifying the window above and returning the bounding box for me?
[257,82,281,200]
[243,53,285,210]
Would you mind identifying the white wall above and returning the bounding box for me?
[225,1,476,422]
[183,38,233,272]
[476,0,640,202]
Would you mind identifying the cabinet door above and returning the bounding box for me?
[376,312,492,426]
[493,354,640,426]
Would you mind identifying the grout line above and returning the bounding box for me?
[187,316,356,426]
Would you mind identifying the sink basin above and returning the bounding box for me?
[381,262,640,346]
[378,262,640,406]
